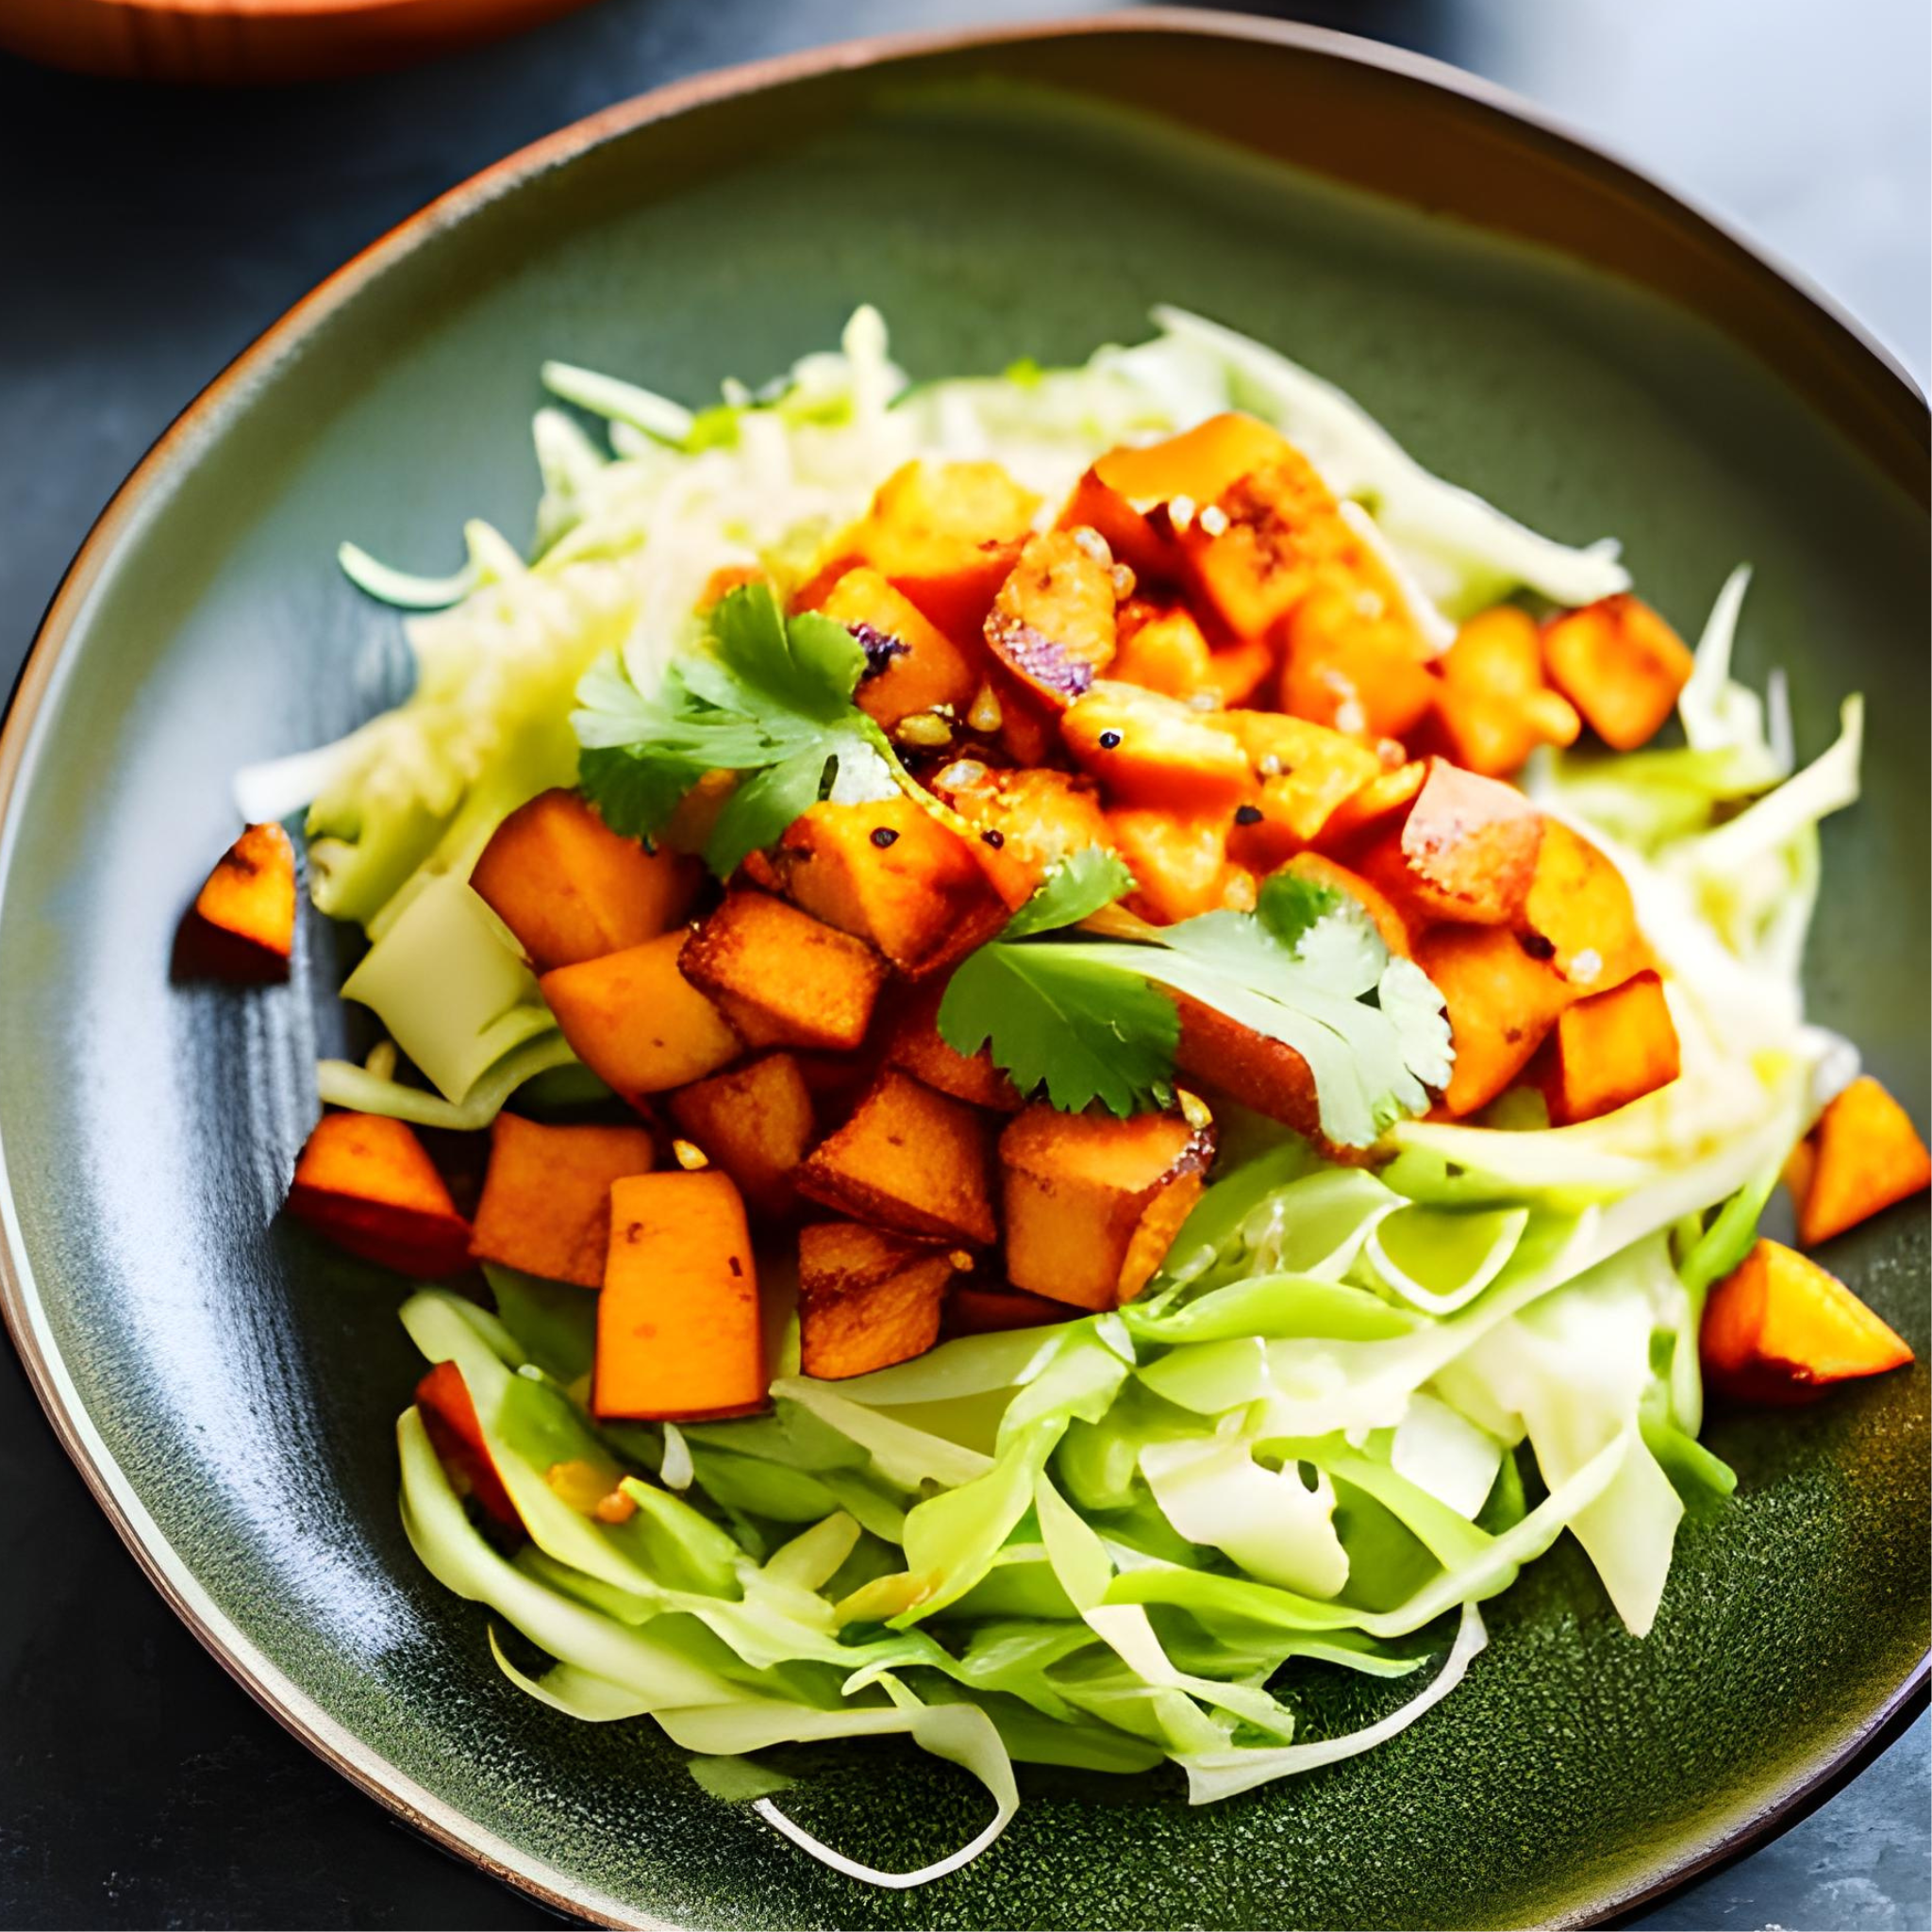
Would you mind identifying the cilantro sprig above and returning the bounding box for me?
[573,583,911,877]
[938,851,1453,1146]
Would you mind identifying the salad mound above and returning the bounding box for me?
[179,308,1928,1886]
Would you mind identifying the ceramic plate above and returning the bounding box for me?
[1,15,1925,1928]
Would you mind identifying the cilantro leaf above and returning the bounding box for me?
[1001,848,1138,940]
[571,584,906,874]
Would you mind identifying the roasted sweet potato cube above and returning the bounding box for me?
[1108,809,1244,924]
[999,1106,1214,1309]
[1369,758,1544,926]
[596,1172,765,1421]
[416,1359,521,1529]
[1541,594,1695,752]
[176,822,296,982]
[1701,1238,1912,1404]
[1110,598,1215,697]
[1218,710,1383,863]
[471,788,700,972]
[668,1053,816,1218]
[1310,759,1427,858]
[540,934,741,1104]
[679,891,888,1052]
[1173,995,1320,1138]
[1063,680,1254,811]
[797,1221,958,1379]
[796,1070,997,1245]
[984,528,1120,709]
[943,1284,1071,1337]
[768,799,1008,977]
[1416,926,1573,1117]
[929,763,1114,908]
[1279,590,1439,742]
[1536,971,1680,1125]
[1206,636,1276,707]
[843,458,1043,643]
[1058,413,1295,581]
[1520,819,1653,993]
[470,1114,657,1287]
[287,1111,473,1276]
[1434,606,1580,776]
[808,566,981,730]
[886,980,1024,1112]
[1173,448,1343,640]
[1790,1076,1932,1248]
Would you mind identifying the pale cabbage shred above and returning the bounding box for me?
[244,311,1860,1883]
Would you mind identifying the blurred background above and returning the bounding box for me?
[0,1,1925,1926]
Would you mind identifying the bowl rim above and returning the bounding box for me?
[0,12,1925,1928]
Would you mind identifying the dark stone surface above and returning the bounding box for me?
[0,1,1924,1925]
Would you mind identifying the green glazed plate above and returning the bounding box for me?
[1,15,1925,1928]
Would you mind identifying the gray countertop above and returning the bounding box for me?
[0,1,1924,1925]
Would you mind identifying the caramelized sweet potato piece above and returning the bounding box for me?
[1701,1238,1912,1404]
[796,1070,998,1245]
[416,1359,520,1529]
[1279,590,1439,742]
[886,980,1025,1112]
[471,789,700,973]
[680,891,888,1052]
[1433,606,1580,777]
[929,763,1113,908]
[984,527,1120,708]
[1520,819,1653,993]
[541,933,741,1103]
[1310,759,1427,858]
[797,1221,957,1379]
[470,1114,657,1287]
[1369,758,1544,926]
[1110,598,1216,698]
[1790,1076,1932,1248]
[596,1171,765,1421]
[1172,996,1319,1138]
[176,823,296,982]
[1535,971,1680,1125]
[287,1111,473,1276]
[1415,926,1572,1117]
[808,566,981,730]
[1058,413,1294,581]
[944,1284,1070,1337]
[1108,809,1244,924]
[668,1053,816,1218]
[1218,710,1383,863]
[999,1106,1213,1309]
[841,459,1042,643]
[767,799,1008,977]
[1063,680,1254,811]
[1541,594,1694,752]
[1206,636,1276,707]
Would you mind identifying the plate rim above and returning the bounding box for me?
[0,12,1924,1928]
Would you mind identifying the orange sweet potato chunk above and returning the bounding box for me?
[1174,447,1348,641]
[1701,1238,1912,1404]
[1172,995,1319,1139]
[1218,710,1383,863]
[1537,970,1680,1125]
[541,933,741,1104]
[1415,925,1573,1117]
[1206,636,1276,707]
[1108,809,1244,924]
[1310,759,1427,858]
[1792,1076,1932,1248]
[469,1114,657,1287]
[886,980,1024,1112]
[1376,758,1544,926]
[1062,681,1254,811]
[768,799,1008,977]
[1110,598,1215,698]
[999,1106,1214,1309]
[416,1359,520,1529]
[929,763,1113,908]
[1059,414,1295,578]
[984,528,1121,709]
[1278,585,1439,743]
[679,891,888,1052]
[596,1172,765,1421]
[797,1221,957,1380]
[944,1284,1071,1338]
[1520,819,1654,994]
[668,1053,816,1219]
[1541,594,1694,752]
[176,823,296,982]
[287,1111,473,1276]
[808,566,981,730]
[1433,606,1580,777]
[471,789,700,973]
[796,1070,998,1245]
